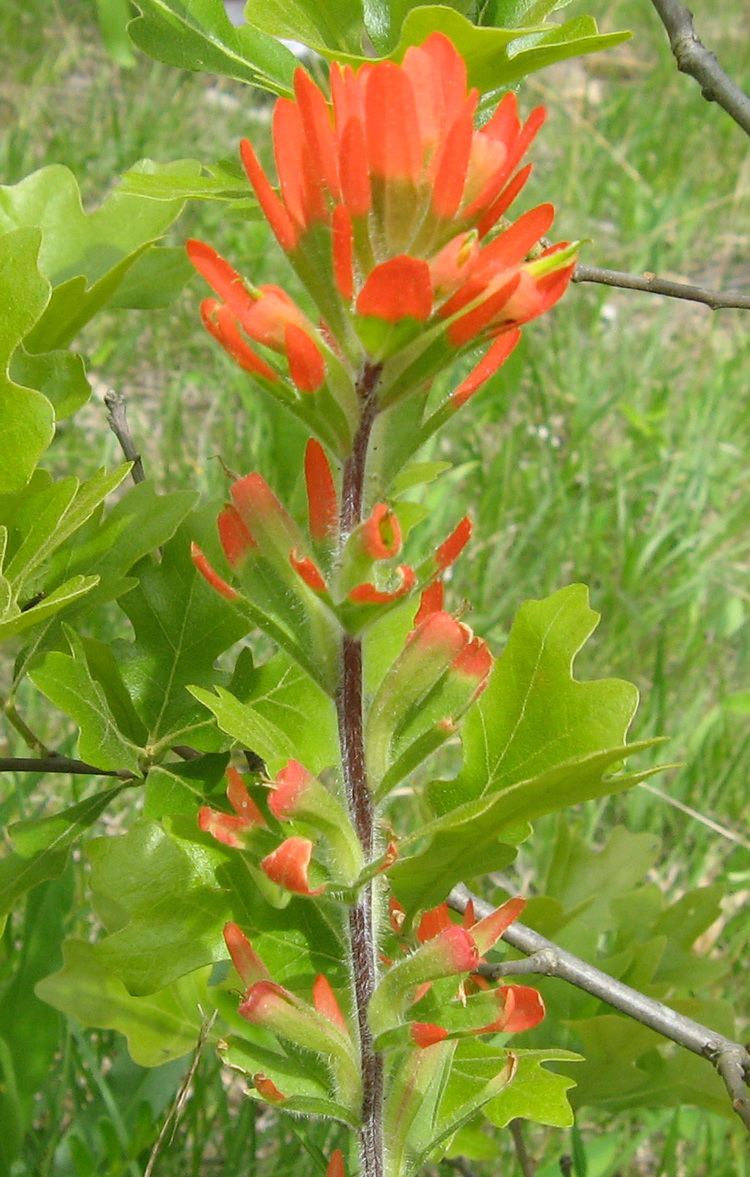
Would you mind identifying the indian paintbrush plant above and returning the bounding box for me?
[182,34,592,1176]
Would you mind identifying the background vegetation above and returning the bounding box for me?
[1,0,747,1173]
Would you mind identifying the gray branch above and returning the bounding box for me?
[449,885,750,1133]
[650,0,750,137]
[572,264,750,311]
[104,388,146,484]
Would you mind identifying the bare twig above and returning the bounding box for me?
[104,388,146,483]
[510,1120,536,1177]
[572,263,750,311]
[650,0,750,137]
[0,755,135,779]
[144,1011,217,1177]
[449,886,750,1134]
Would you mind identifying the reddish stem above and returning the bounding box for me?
[337,364,384,1177]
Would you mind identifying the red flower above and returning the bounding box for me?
[188,33,576,428]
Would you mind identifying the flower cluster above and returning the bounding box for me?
[188,33,577,459]
[191,438,488,694]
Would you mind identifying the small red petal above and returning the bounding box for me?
[273,98,324,231]
[436,516,472,569]
[356,256,432,323]
[417,904,453,943]
[453,636,493,685]
[339,117,371,217]
[332,203,354,301]
[414,581,444,626]
[362,503,402,559]
[479,203,555,272]
[289,548,327,593]
[477,163,533,239]
[305,439,338,542]
[187,241,253,319]
[200,300,279,382]
[294,67,340,200]
[462,899,476,928]
[481,91,519,145]
[411,1022,449,1048]
[365,62,421,182]
[239,139,298,252]
[492,985,546,1034]
[448,275,521,346]
[452,328,521,409]
[239,980,288,1023]
[218,506,256,567]
[190,542,239,601]
[231,472,285,531]
[253,1073,286,1104]
[269,759,313,819]
[432,106,475,219]
[223,922,270,986]
[226,767,266,825]
[434,924,479,973]
[312,974,348,1031]
[348,565,416,604]
[326,1150,346,1177]
[470,896,526,955]
[285,323,326,393]
[261,837,325,895]
[197,806,248,848]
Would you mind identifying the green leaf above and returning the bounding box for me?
[29,635,144,773]
[0,163,189,351]
[96,0,138,67]
[0,788,123,923]
[244,0,365,54]
[84,820,345,993]
[107,246,193,309]
[0,229,54,492]
[61,481,198,590]
[388,828,521,918]
[0,574,100,641]
[36,942,210,1066]
[317,6,629,95]
[11,345,90,419]
[4,464,130,597]
[128,0,297,94]
[430,584,640,815]
[116,524,247,750]
[479,1046,580,1127]
[389,461,452,498]
[143,753,230,818]
[191,652,339,775]
[0,872,73,1149]
[120,157,251,203]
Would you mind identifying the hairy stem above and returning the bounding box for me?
[337,365,384,1177]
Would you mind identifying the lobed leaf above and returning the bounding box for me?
[128,0,297,94]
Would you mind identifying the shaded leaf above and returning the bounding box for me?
[116,523,247,749]
[191,652,339,775]
[37,942,210,1066]
[0,229,54,492]
[30,635,144,773]
[128,0,297,94]
[84,820,345,993]
[0,788,123,924]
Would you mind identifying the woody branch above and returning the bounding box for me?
[449,885,750,1133]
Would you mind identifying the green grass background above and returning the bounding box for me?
[1,0,748,1172]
